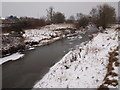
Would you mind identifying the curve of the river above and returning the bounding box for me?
[2,29,97,88]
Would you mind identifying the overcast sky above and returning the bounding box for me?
[2,2,118,19]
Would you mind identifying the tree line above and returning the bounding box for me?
[46,4,117,29]
[2,4,118,33]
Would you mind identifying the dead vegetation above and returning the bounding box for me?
[98,46,119,89]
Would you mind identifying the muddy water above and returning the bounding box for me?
[2,29,97,88]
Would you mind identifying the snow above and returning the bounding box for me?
[28,47,35,50]
[23,24,77,46]
[23,29,62,43]
[111,24,120,29]
[67,35,82,41]
[42,24,76,31]
[87,24,98,32]
[33,28,118,88]
[0,52,24,64]
[0,17,5,20]
[1,24,77,64]
[1,34,25,51]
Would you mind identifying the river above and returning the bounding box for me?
[2,29,98,88]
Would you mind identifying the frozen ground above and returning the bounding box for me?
[34,28,119,88]
[0,52,24,64]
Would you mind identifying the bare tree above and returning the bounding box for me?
[90,8,98,24]
[76,13,90,28]
[90,4,116,29]
[46,6,54,24]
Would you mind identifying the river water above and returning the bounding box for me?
[2,29,97,88]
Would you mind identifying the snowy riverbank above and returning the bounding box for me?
[0,52,24,64]
[23,24,77,46]
[34,28,119,88]
[0,24,79,64]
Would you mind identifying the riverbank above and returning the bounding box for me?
[0,24,80,64]
[2,27,88,88]
[1,34,25,57]
[34,27,119,88]
[0,52,24,65]
[23,24,77,46]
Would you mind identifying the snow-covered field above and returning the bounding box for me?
[34,28,119,88]
[0,52,24,64]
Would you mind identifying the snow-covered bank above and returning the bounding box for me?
[0,52,24,64]
[23,29,63,44]
[1,34,25,57]
[23,24,78,46]
[34,28,118,88]
[1,24,79,64]
[98,47,119,88]
[41,24,76,31]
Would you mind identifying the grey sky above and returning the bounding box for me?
[2,2,118,19]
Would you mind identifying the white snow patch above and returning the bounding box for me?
[0,17,5,20]
[29,47,35,50]
[0,52,24,64]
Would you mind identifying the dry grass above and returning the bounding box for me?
[98,47,119,89]
[98,85,109,89]
[108,72,118,77]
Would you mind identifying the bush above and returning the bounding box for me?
[18,17,46,29]
[90,4,116,29]
[2,17,46,33]
[77,17,89,27]
[52,12,65,24]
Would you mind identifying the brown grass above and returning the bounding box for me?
[108,72,118,77]
[98,85,109,89]
[98,47,119,89]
